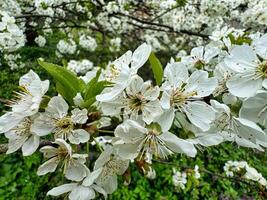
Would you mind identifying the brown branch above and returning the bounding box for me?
[115,12,209,38]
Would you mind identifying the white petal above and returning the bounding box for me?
[183,101,215,131]
[185,70,218,97]
[96,84,125,102]
[65,161,88,181]
[154,109,175,132]
[94,147,113,170]
[97,175,118,194]
[224,45,257,73]
[159,132,197,157]
[47,183,77,196]
[263,79,267,89]
[131,43,151,73]
[22,135,40,156]
[69,129,90,144]
[54,139,72,155]
[222,93,237,105]
[163,62,188,87]
[239,91,267,127]
[125,75,144,96]
[142,100,162,124]
[252,33,267,59]
[31,114,55,136]
[46,96,69,118]
[204,46,219,62]
[71,108,88,124]
[226,74,262,97]
[233,118,267,143]
[0,112,24,133]
[143,85,160,101]
[6,135,28,154]
[91,184,107,199]
[116,143,140,160]
[114,120,146,143]
[210,100,231,115]
[69,185,96,200]
[83,168,103,186]
[160,91,171,110]
[190,133,224,146]
[19,70,40,87]
[40,146,57,158]
[37,157,59,176]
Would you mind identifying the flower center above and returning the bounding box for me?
[12,117,32,136]
[129,94,146,112]
[214,112,230,131]
[171,89,196,107]
[105,65,121,82]
[56,117,74,133]
[257,60,267,78]
[194,59,205,69]
[56,147,69,160]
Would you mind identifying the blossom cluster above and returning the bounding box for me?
[0,29,267,199]
[224,161,267,188]
[67,59,94,74]
[2,0,267,71]
[172,165,200,189]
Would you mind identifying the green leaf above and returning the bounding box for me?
[149,52,163,85]
[38,60,85,104]
[81,69,111,108]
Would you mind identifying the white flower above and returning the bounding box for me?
[159,62,217,131]
[4,116,40,156]
[182,45,219,69]
[67,59,94,74]
[79,35,97,51]
[57,39,77,55]
[114,119,197,160]
[0,70,49,133]
[96,43,151,102]
[194,165,201,179]
[93,147,129,194]
[240,91,267,128]
[172,169,187,189]
[252,33,267,59]
[213,62,237,105]
[224,160,267,188]
[109,37,121,52]
[37,138,88,182]
[47,168,107,200]
[190,100,267,150]
[225,45,267,97]
[32,96,90,144]
[9,70,49,116]
[209,26,233,41]
[100,75,162,124]
[34,35,46,47]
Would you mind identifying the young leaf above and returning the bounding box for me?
[149,52,163,85]
[38,60,85,104]
[81,69,112,108]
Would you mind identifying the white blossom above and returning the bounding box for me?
[32,96,90,144]
[96,43,151,102]
[159,62,217,131]
[37,139,88,182]
[113,120,197,160]
[100,75,162,124]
